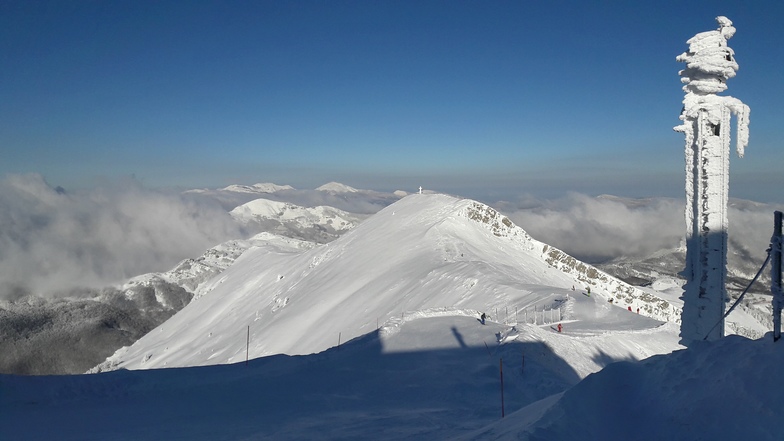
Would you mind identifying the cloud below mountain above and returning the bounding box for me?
[0,174,243,300]
[497,193,776,266]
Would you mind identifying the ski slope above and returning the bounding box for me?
[3,193,780,440]
[93,194,678,371]
[3,310,779,440]
[3,306,682,441]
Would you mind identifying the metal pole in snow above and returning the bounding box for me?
[245,325,250,366]
[500,358,505,418]
[521,351,525,374]
[773,211,782,342]
[338,332,341,349]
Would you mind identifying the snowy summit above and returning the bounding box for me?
[315,181,360,193]
[93,194,679,371]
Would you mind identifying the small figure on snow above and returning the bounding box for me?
[480,312,486,325]
[586,287,591,297]
[636,308,640,314]
[557,323,562,333]
[628,306,632,312]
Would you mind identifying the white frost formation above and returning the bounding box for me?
[674,16,750,344]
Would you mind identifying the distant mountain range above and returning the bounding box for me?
[0,182,772,375]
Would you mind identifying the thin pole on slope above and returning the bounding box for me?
[773,211,782,342]
[521,350,525,374]
[338,332,342,349]
[499,358,505,418]
[245,325,250,367]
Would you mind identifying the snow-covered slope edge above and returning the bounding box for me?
[461,334,783,441]
[462,202,680,323]
[93,194,679,372]
[230,198,366,244]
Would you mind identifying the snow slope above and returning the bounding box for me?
[230,198,366,243]
[461,333,783,441]
[220,183,295,193]
[93,194,680,372]
[6,194,780,440]
[4,310,779,440]
[316,181,359,193]
[3,306,684,441]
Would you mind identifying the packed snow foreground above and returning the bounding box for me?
[2,194,780,440]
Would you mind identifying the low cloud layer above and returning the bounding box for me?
[0,174,244,300]
[496,193,777,267]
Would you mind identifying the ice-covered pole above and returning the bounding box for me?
[773,211,782,342]
[674,16,750,345]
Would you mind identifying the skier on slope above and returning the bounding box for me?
[480,312,486,325]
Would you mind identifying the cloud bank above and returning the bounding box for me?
[496,193,777,267]
[0,174,244,300]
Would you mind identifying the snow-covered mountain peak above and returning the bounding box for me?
[93,193,679,372]
[229,197,366,244]
[221,183,294,194]
[316,181,359,193]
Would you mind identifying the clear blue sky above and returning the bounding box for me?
[1,1,782,202]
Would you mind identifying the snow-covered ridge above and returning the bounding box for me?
[231,198,359,231]
[93,193,686,372]
[457,201,681,323]
[230,198,366,244]
[221,183,294,193]
[316,181,359,193]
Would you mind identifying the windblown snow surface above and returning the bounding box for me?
[1,194,781,440]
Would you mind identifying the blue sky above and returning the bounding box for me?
[1,1,782,202]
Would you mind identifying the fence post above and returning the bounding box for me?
[499,358,505,418]
[773,211,782,342]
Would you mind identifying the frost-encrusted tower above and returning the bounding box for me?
[675,16,750,344]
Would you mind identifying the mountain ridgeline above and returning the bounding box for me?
[93,194,679,372]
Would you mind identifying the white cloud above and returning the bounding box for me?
[497,193,778,266]
[0,174,244,299]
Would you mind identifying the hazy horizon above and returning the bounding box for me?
[2,1,783,203]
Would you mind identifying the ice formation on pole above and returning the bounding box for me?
[674,16,750,344]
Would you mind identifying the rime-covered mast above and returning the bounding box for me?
[674,16,750,344]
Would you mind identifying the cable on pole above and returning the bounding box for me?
[703,247,772,341]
